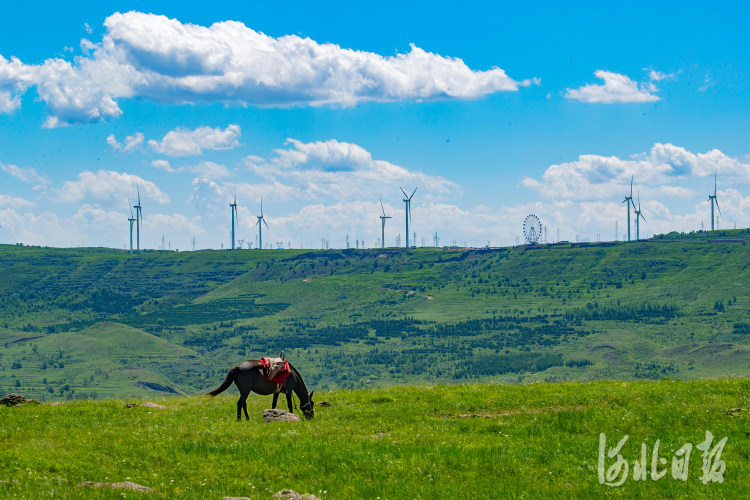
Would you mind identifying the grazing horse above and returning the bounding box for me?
[207,360,315,420]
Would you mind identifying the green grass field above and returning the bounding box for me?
[2,378,749,499]
[2,232,750,400]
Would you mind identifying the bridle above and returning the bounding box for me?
[300,400,314,417]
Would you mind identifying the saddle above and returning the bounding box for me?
[259,357,290,386]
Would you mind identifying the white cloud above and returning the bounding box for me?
[244,138,459,200]
[186,161,233,178]
[1,162,50,186]
[54,170,170,206]
[522,143,750,201]
[72,204,125,227]
[0,12,537,126]
[141,212,204,236]
[151,159,177,172]
[148,125,241,157]
[0,193,35,209]
[0,55,36,113]
[565,70,660,103]
[107,132,144,152]
[0,207,83,247]
[699,73,714,92]
[152,159,233,179]
[0,204,204,249]
[646,68,676,82]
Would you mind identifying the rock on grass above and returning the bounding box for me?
[76,481,153,492]
[263,409,302,422]
[272,489,322,500]
[123,402,167,409]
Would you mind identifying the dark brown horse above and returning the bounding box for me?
[207,360,315,420]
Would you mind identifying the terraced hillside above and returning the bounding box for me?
[1,229,749,399]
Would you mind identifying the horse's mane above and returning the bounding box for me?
[288,362,306,388]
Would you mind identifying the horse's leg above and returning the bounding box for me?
[285,388,294,413]
[272,390,279,409]
[237,390,250,421]
[243,394,250,421]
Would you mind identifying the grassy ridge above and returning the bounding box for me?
[1,378,749,499]
[2,233,750,399]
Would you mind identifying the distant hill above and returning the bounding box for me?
[2,230,749,400]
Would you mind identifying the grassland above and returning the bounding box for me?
[2,378,749,499]
[1,228,750,400]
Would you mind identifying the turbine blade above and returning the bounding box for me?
[137,183,141,205]
[411,187,417,199]
[714,170,717,196]
[263,218,269,229]
[128,198,134,218]
[380,198,386,217]
[630,175,633,197]
[400,187,408,198]
[716,199,723,219]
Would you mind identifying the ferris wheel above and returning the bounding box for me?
[523,214,542,244]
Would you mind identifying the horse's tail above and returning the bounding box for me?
[206,366,239,396]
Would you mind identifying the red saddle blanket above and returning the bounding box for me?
[259,357,290,385]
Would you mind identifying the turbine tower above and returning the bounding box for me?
[400,187,417,248]
[230,191,239,250]
[379,199,392,249]
[708,170,722,231]
[634,191,647,240]
[622,176,635,241]
[133,185,143,251]
[255,198,268,250]
[127,198,136,254]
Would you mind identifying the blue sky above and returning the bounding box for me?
[1,1,749,249]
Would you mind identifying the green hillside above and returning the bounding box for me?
[1,230,750,399]
[1,379,749,499]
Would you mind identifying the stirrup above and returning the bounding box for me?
[274,383,283,394]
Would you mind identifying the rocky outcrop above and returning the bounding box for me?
[0,393,41,407]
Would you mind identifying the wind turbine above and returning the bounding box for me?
[634,190,646,240]
[379,199,392,249]
[230,190,239,250]
[133,185,143,251]
[400,187,417,248]
[622,176,635,241]
[708,170,722,231]
[127,198,136,254]
[255,198,268,250]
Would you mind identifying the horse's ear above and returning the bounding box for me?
[309,391,314,399]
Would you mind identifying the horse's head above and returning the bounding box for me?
[301,390,315,419]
